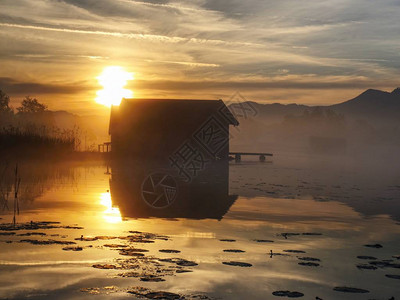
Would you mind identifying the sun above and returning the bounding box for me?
[95,66,134,107]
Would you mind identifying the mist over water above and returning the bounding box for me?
[0,152,399,299]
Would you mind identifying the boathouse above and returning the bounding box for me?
[109,98,239,162]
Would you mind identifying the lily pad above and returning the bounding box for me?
[333,287,369,293]
[17,232,46,236]
[357,256,377,260]
[128,238,155,243]
[159,249,181,253]
[222,261,252,267]
[298,257,320,262]
[118,272,141,277]
[144,291,182,299]
[272,290,304,297]
[356,264,377,270]
[158,258,197,267]
[19,239,75,245]
[0,221,60,231]
[254,239,274,243]
[298,262,319,267]
[95,236,117,240]
[128,231,169,241]
[92,264,118,269]
[75,236,98,241]
[63,225,84,229]
[176,259,198,267]
[283,250,306,253]
[140,276,165,282]
[302,233,322,236]
[103,244,128,248]
[369,261,400,268]
[120,247,148,253]
[176,269,193,273]
[364,244,383,248]
[62,246,83,251]
[119,250,145,257]
[385,274,400,280]
[270,252,291,257]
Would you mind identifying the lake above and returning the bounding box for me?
[0,152,399,299]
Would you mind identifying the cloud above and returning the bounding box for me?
[0,77,94,95]
[145,59,219,67]
[0,0,399,112]
[133,77,397,92]
[117,0,211,13]
[0,22,259,47]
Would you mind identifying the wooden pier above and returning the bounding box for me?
[97,142,272,162]
[229,152,273,162]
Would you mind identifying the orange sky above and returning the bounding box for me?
[1,0,399,115]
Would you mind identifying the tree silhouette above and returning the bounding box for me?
[0,90,13,114]
[16,96,47,114]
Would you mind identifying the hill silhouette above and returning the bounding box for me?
[231,87,400,123]
[331,88,400,121]
[228,87,400,154]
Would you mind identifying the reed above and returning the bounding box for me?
[0,163,10,211]
[12,163,21,227]
[0,124,78,155]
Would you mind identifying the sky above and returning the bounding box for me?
[0,0,399,115]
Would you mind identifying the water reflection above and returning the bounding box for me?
[0,161,77,206]
[99,191,122,224]
[0,157,399,299]
[109,159,237,220]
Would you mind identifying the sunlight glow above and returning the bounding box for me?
[95,66,134,107]
[99,191,122,223]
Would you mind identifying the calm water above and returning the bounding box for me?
[0,153,399,299]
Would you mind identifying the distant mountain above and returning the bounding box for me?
[229,87,400,123]
[331,88,400,121]
[246,102,309,121]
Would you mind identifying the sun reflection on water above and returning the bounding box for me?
[99,191,122,223]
